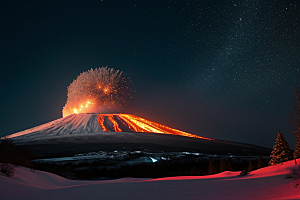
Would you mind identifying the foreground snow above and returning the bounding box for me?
[1,159,300,200]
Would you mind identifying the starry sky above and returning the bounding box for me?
[0,0,299,148]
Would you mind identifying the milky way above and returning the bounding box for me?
[160,0,299,111]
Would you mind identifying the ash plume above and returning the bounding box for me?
[62,67,132,117]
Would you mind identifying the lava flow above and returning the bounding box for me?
[97,114,214,140]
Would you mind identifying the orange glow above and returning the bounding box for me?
[118,114,214,140]
[64,100,95,117]
[62,67,132,118]
[97,115,108,132]
[118,114,162,133]
[108,116,122,132]
[97,114,214,140]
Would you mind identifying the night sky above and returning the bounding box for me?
[0,0,299,148]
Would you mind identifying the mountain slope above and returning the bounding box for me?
[3,113,271,158]
[5,113,212,141]
[5,114,103,140]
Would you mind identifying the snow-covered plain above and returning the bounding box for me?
[1,159,299,200]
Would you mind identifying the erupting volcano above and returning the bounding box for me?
[4,67,213,141]
[3,67,271,158]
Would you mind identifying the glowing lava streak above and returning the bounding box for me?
[115,114,214,140]
[108,115,122,132]
[97,115,108,132]
[118,114,164,133]
[95,114,213,140]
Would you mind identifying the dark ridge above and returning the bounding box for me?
[103,116,114,132]
[13,133,271,159]
[114,115,134,132]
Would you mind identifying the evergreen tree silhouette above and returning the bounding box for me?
[257,155,265,169]
[269,131,292,165]
[208,160,219,175]
[220,157,229,172]
[248,160,257,171]
[294,132,300,161]
[290,85,300,160]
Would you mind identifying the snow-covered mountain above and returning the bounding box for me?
[3,113,271,158]
[5,113,212,141]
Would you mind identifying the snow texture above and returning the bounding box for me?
[6,114,104,141]
[1,159,300,200]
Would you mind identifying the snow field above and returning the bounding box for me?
[1,159,299,200]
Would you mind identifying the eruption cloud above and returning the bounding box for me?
[62,67,132,117]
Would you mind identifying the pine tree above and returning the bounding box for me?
[208,160,219,175]
[220,158,229,172]
[257,155,265,169]
[290,85,300,159]
[269,131,292,165]
[248,160,256,171]
[294,133,300,160]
